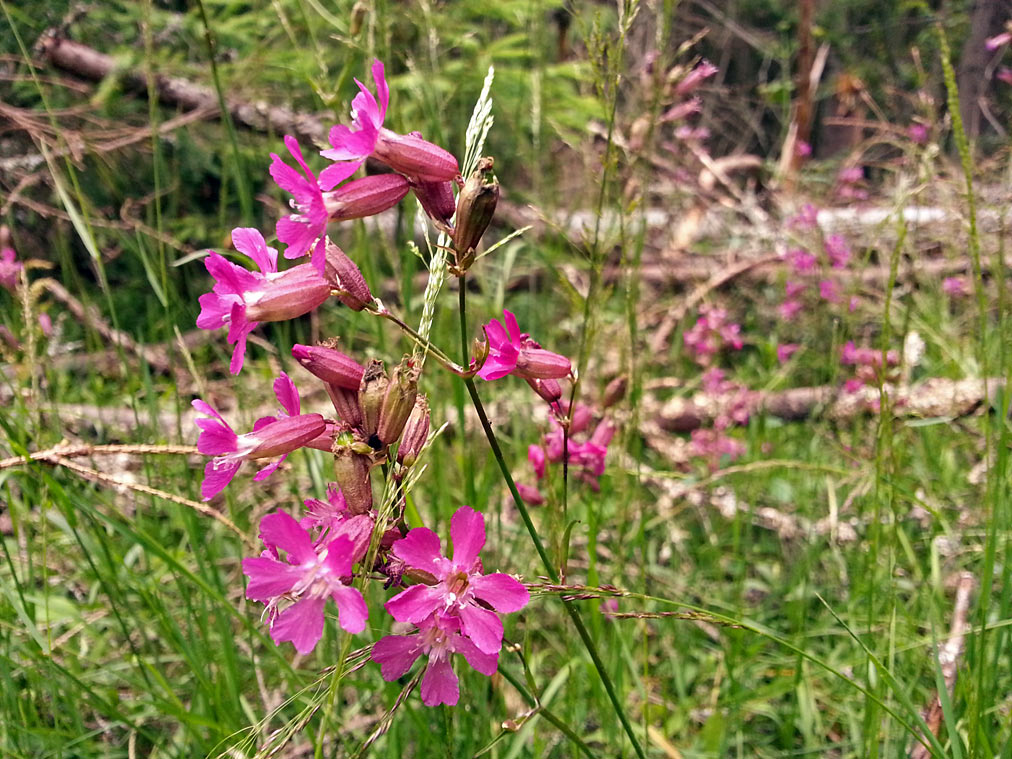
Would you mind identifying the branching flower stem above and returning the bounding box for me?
[457,286,647,759]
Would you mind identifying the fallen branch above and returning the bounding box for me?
[909,572,975,759]
[36,32,330,146]
[649,376,999,434]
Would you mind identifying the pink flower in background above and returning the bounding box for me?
[385,506,529,656]
[787,248,817,274]
[196,229,331,374]
[689,429,745,468]
[987,31,1012,50]
[516,482,545,505]
[243,510,368,654]
[819,279,841,304]
[787,204,819,230]
[675,60,718,96]
[0,246,22,291]
[998,67,1012,85]
[943,276,970,297]
[843,378,865,394]
[824,234,851,269]
[477,310,571,382]
[323,59,458,182]
[372,613,499,707]
[192,373,325,500]
[528,445,546,479]
[795,140,812,158]
[785,280,806,298]
[660,97,701,123]
[776,343,799,363]
[837,166,863,184]
[778,299,803,320]
[683,305,743,365]
[908,123,928,144]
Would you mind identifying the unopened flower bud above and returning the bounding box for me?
[412,179,456,228]
[374,128,459,182]
[324,239,372,311]
[251,414,327,458]
[603,375,627,408]
[292,343,365,390]
[378,357,419,445]
[349,0,367,35]
[514,348,571,381]
[452,157,499,270]
[324,173,410,222]
[326,385,363,426]
[525,377,562,406]
[471,336,490,374]
[358,359,388,439]
[397,395,430,467]
[332,443,373,515]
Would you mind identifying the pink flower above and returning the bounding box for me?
[795,140,812,158]
[776,343,799,363]
[683,306,743,364]
[785,280,806,298]
[660,97,701,123]
[324,173,410,222]
[477,310,571,382]
[824,234,851,269]
[196,228,331,374]
[0,246,22,291]
[819,279,841,304]
[271,136,358,267]
[787,204,819,230]
[243,510,368,654]
[908,123,929,144]
[787,248,817,274]
[300,482,375,552]
[837,166,863,184]
[943,276,970,297]
[528,444,546,479]
[843,378,864,393]
[372,613,499,707]
[322,60,458,182]
[675,60,718,96]
[998,67,1012,85]
[778,299,803,320]
[192,373,326,500]
[385,506,529,655]
[986,31,1012,50]
[689,429,745,468]
[516,482,545,505]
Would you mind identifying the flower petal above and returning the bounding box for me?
[231,228,277,274]
[470,573,529,613]
[242,556,304,600]
[273,372,301,416]
[450,506,485,571]
[372,634,423,680]
[258,510,316,564]
[385,583,443,624]
[420,657,459,707]
[330,584,368,633]
[458,603,503,655]
[270,597,326,654]
[451,632,499,677]
[200,458,241,501]
[392,527,444,576]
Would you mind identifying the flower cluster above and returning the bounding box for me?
[683,305,743,366]
[188,58,565,709]
[840,340,899,392]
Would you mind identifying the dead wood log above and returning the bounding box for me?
[650,377,1001,434]
[36,32,330,145]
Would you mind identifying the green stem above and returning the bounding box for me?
[497,666,597,759]
[458,276,477,504]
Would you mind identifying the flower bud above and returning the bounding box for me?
[292,343,365,390]
[324,239,372,311]
[244,264,331,322]
[250,414,327,458]
[349,0,367,35]
[397,395,430,467]
[525,377,562,406]
[378,357,420,445]
[374,128,459,182]
[603,375,627,408]
[358,359,388,439]
[326,385,363,426]
[332,442,373,515]
[323,173,410,221]
[413,179,456,229]
[452,157,499,270]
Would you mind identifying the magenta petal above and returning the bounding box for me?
[318,160,362,192]
[458,604,503,655]
[258,511,316,563]
[392,527,444,575]
[196,291,236,329]
[484,318,509,349]
[476,355,517,381]
[231,228,277,274]
[372,634,423,680]
[330,584,368,633]
[371,59,389,120]
[270,597,326,654]
[385,584,444,624]
[470,573,529,613]
[451,633,499,677]
[276,215,321,261]
[322,534,356,577]
[420,657,459,707]
[274,372,301,416]
[243,556,304,600]
[503,310,522,342]
[253,455,285,482]
[200,458,241,501]
[450,506,485,570]
[228,320,256,375]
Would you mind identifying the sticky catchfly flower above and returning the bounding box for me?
[192,373,325,500]
[0,246,22,292]
[243,510,368,654]
[477,310,571,382]
[385,505,529,655]
[196,228,331,373]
